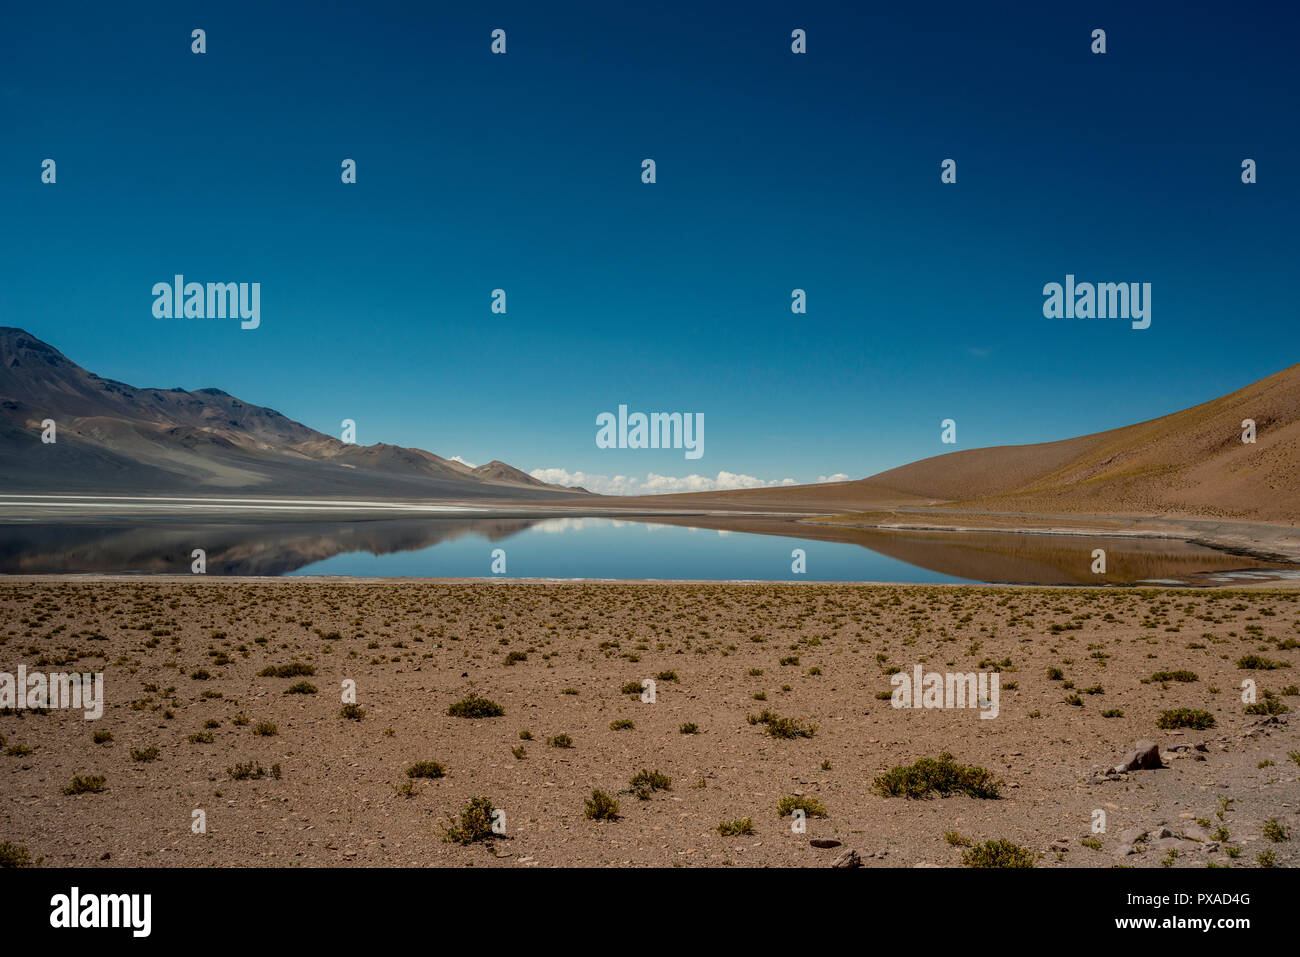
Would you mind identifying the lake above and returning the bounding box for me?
[0,513,1292,585]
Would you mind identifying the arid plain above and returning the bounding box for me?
[2,578,1297,868]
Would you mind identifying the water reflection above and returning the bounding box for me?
[0,514,1290,585]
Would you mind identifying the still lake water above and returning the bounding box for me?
[0,514,1290,585]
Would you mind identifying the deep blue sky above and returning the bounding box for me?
[3,1,1296,492]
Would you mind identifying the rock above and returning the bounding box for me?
[1115,844,1137,857]
[810,839,842,849]
[1182,824,1210,842]
[1149,837,1200,854]
[1119,827,1147,846]
[1194,741,1209,752]
[831,848,862,868]
[1115,740,1164,773]
[1155,826,1174,839]
[1050,838,1070,852]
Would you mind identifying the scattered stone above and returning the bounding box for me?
[1149,837,1200,854]
[810,838,842,849]
[1114,740,1164,773]
[831,848,862,868]
[1119,827,1147,846]
[1050,838,1070,852]
[1183,823,1210,842]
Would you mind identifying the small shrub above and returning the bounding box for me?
[777,795,827,818]
[1146,670,1199,683]
[441,797,498,844]
[447,694,505,718]
[1237,655,1288,671]
[63,775,107,794]
[629,769,671,800]
[585,789,620,821]
[252,722,278,736]
[226,761,265,780]
[0,841,33,868]
[283,681,317,695]
[1156,708,1215,730]
[873,752,1001,799]
[1262,819,1289,843]
[961,839,1035,868]
[749,710,817,739]
[259,662,315,678]
[406,761,446,780]
[717,818,755,836]
[129,746,160,762]
[339,704,365,721]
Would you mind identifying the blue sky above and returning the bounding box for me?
[3,1,1296,493]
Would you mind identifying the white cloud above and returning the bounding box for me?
[529,468,800,496]
[817,473,850,483]
[449,455,476,468]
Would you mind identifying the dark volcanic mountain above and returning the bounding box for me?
[0,328,584,500]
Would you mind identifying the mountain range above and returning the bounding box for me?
[0,327,585,500]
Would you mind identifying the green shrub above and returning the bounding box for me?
[629,769,671,800]
[441,797,498,844]
[1262,819,1289,843]
[748,710,817,739]
[406,761,446,780]
[226,761,265,780]
[339,704,365,721]
[872,752,1001,799]
[717,818,755,836]
[962,839,1036,868]
[777,795,827,818]
[1237,655,1288,671]
[447,694,505,718]
[1146,670,1199,683]
[0,841,33,868]
[585,789,620,821]
[259,662,315,678]
[63,775,107,794]
[1156,708,1215,730]
[283,681,317,695]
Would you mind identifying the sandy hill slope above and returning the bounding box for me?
[864,363,1300,523]
[0,328,581,500]
[580,364,1300,525]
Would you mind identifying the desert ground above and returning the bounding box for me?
[1,577,1297,868]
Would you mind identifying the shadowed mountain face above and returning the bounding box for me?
[0,328,583,500]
